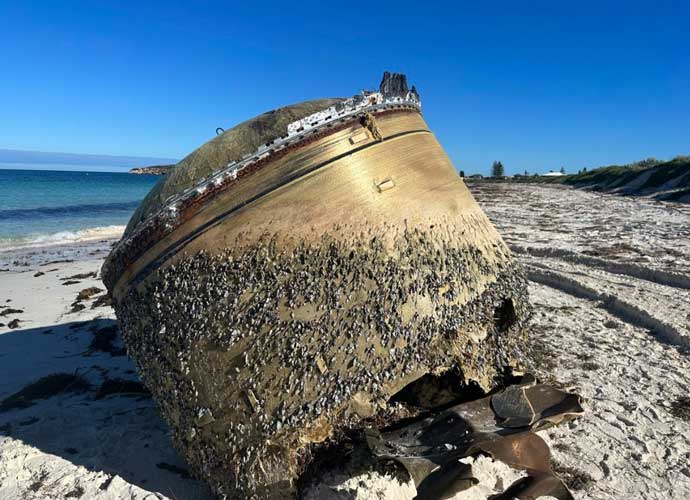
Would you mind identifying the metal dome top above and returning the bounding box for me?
[125,98,344,236]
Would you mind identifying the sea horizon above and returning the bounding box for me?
[0,148,178,174]
[0,168,160,251]
[0,162,137,174]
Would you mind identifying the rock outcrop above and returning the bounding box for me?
[128,165,173,175]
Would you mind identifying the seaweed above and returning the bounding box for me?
[0,373,90,412]
[670,396,690,422]
[550,460,594,491]
[89,324,126,356]
[0,308,23,317]
[76,287,103,301]
[94,378,149,399]
[156,462,191,479]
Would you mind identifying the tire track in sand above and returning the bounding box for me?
[512,245,690,291]
[525,265,690,349]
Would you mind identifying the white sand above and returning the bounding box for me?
[1,182,689,499]
[471,181,690,499]
[0,243,213,500]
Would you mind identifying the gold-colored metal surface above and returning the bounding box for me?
[114,111,503,296]
[107,106,529,500]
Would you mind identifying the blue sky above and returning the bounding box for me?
[1,1,688,175]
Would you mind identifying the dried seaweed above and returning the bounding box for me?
[0,373,90,412]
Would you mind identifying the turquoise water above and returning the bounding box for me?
[0,169,160,249]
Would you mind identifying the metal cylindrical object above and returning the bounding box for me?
[103,89,529,499]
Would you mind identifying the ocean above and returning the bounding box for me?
[0,169,160,250]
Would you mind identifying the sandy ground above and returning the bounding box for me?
[0,243,214,500]
[470,181,690,499]
[1,182,689,499]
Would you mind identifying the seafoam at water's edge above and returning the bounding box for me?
[0,169,159,250]
[0,225,125,252]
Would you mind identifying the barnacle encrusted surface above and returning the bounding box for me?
[106,80,531,498]
[115,226,529,498]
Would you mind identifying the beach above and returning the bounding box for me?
[470,181,690,499]
[0,238,214,499]
[4,1,688,497]
[1,182,689,499]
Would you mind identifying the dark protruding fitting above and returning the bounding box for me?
[379,71,409,98]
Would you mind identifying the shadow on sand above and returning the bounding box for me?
[0,319,213,499]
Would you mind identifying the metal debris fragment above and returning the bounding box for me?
[365,377,584,500]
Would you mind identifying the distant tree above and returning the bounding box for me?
[491,161,505,177]
[524,170,528,176]
[583,167,588,173]
[459,170,465,177]
[560,166,565,174]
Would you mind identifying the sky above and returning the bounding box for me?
[1,1,688,175]
[0,148,177,172]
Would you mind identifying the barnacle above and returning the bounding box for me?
[103,73,536,499]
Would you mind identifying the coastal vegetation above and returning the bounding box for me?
[483,155,690,203]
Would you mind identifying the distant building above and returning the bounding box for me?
[542,171,565,177]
